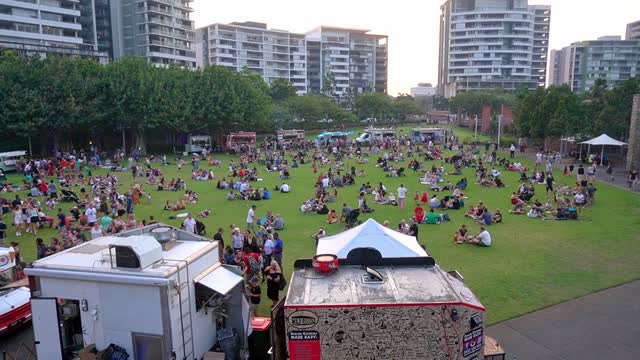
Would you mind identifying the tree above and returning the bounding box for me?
[392,95,423,121]
[321,70,336,98]
[269,78,298,102]
[355,92,393,120]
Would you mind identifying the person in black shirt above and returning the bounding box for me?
[0,218,6,246]
[247,277,262,316]
[11,195,21,209]
[213,227,224,249]
[409,219,419,242]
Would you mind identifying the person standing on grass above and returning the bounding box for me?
[247,277,262,316]
[397,184,407,209]
[0,218,6,246]
[183,213,196,234]
[273,232,283,267]
[213,227,224,249]
[265,261,283,306]
[545,173,555,194]
[263,235,274,268]
[246,205,257,232]
[509,144,516,159]
[629,169,638,190]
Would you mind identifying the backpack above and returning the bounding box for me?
[278,274,287,291]
[249,256,261,275]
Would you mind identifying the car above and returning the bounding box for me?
[0,283,31,336]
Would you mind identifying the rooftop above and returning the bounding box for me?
[285,258,484,310]
[27,224,216,278]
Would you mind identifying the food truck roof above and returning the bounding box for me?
[285,257,484,311]
[27,224,216,279]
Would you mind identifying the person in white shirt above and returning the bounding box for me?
[183,213,196,234]
[397,184,407,209]
[467,226,491,247]
[574,193,586,206]
[281,183,290,193]
[246,205,257,231]
[490,168,501,178]
[85,203,97,226]
[509,144,516,158]
[263,237,275,264]
[321,177,329,188]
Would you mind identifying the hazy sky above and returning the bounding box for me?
[192,0,640,95]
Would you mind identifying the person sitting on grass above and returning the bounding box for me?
[460,226,492,247]
[478,208,492,225]
[387,192,398,206]
[414,204,425,223]
[492,209,503,223]
[374,191,389,205]
[425,208,440,224]
[429,195,440,209]
[326,209,339,224]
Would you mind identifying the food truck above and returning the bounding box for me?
[0,151,27,172]
[225,132,257,152]
[276,130,305,145]
[316,131,353,146]
[355,128,396,145]
[25,224,249,360]
[185,135,212,154]
[275,219,487,360]
[0,246,31,336]
[411,128,451,144]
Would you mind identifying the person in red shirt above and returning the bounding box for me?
[40,181,48,196]
[60,158,67,169]
[47,161,54,177]
[238,168,245,178]
[69,160,76,171]
[421,190,429,204]
[414,204,425,223]
[242,247,262,280]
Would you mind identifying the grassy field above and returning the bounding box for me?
[4,126,640,325]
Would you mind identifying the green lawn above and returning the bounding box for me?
[4,126,640,324]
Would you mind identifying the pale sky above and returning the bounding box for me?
[192,0,640,95]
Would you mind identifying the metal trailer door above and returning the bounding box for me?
[31,297,63,360]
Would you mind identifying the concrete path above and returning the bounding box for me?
[487,280,640,360]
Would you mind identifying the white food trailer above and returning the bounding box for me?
[25,224,250,360]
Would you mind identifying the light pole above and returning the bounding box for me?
[497,104,503,150]
[474,115,478,141]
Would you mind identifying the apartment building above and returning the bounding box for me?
[548,36,640,93]
[108,0,195,68]
[437,0,551,97]
[305,26,388,96]
[410,82,436,97]
[0,0,107,63]
[195,22,389,97]
[626,20,640,41]
[196,21,307,94]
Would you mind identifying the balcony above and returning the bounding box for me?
[148,0,194,12]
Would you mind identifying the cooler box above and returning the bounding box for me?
[249,317,272,360]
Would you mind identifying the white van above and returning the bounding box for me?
[355,128,396,145]
[0,151,27,172]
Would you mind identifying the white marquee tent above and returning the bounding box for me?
[579,134,627,165]
[316,218,428,258]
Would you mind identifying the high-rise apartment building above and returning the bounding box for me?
[626,20,640,41]
[0,0,107,62]
[548,36,640,94]
[108,0,196,68]
[437,0,551,97]
[305,26,388,96]
[195,22,388,97]
[196,22,307,94]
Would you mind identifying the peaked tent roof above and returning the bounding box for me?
[579,134,627,146]
[316,218,428,258]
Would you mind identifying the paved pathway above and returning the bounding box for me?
[487,280,640,360]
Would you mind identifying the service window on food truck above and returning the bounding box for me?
[0,151,27,172]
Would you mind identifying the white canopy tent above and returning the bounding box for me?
[316,218,428,258]
[579,134,627,166]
